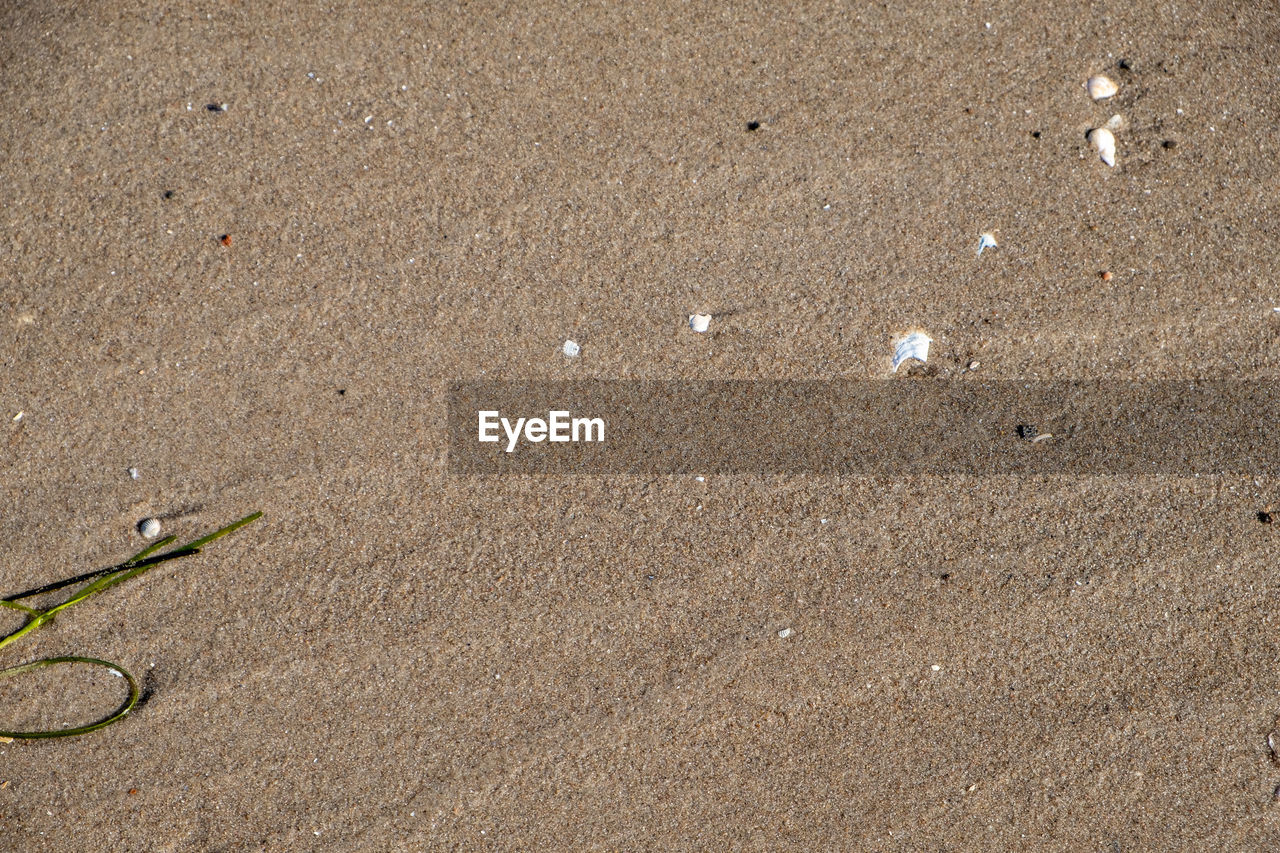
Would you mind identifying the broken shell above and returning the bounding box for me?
[892,331,932,372]
[138,517,161,539]
[1086,75,1118,101]
[562,339,580,358]
[689,314,712,333]
[1088,127,1116,167]
[977,232,998,256]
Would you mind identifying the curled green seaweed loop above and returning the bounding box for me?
[0,512,261,739]
[0,656,139,739]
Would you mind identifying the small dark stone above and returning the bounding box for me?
[162,190,174,199]
[1016,424,1038,440]
[1031,130,1041,138]
[206,103,225,112]
[1258,511,1273,524]
[940,573,950,581]
[1162,139,1177,149]
[1118,58,1133,70]
[337,388,346,396]
[746,121,761,131]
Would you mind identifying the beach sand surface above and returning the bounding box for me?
[3,0,1280,848]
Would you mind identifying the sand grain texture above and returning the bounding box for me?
[3,0,1280,849]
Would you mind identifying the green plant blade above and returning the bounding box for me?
[0,656,140,739]
[0,512,261,739]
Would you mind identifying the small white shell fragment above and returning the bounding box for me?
[777,628,793,639]
[689,313,712,333]
[892,331,932,372]
[128,467,140,479]
[138,517,161,539]
[11,411,23,422]
[1086,75,1118,101]
[977,232,998,256]
[562,339,580,358]
[1088,127,1117,167]
[931,664,941,671]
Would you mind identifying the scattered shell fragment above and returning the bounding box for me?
[1268,723,1280,763]
[128,467,140,480]
[1086,75,1118,101]
[138,517,161,539]
[892,331,932,372]
[689,314,712,333]
[11,411,23,422]
[562,339,580,358]
[778,628,794,639]
[1088,127,1117,167]
[977,232,998,256]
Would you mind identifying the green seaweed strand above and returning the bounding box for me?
[0,512,261,739]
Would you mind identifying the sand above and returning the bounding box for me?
[3,0,1280,848]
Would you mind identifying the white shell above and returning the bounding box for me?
[139,517,161,539]
[977,232,998,256]
[892,331,932,372]
[689,313,712,333]
[1086,75,1118,101]
[777,628,793,639]
[562,339,580,358]
[1088,127,1116,167]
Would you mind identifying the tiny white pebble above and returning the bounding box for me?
[695,476,705,482]
[778,628,793,639]
[11,411,23,422]
[968,361,981,370]
[689,313,712,333]
[820,518,828,524]
[931,664,941,671]
[128,467,140,479]
[562,339,580,358]
[139,518,161,539]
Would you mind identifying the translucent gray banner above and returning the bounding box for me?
[446,381,1279,475]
